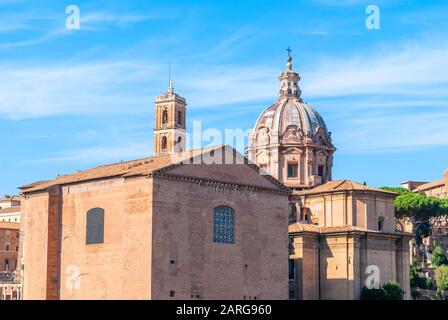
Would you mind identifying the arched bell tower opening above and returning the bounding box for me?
[153,80,187,156]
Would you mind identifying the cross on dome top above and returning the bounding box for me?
[278,47,301,98]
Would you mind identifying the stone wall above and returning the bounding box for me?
[151,172,289,300]
[21,191,50,299]
[58,176,153,300]
[289,230,412,300]
[289,232,319,299]
[303,192,395,232]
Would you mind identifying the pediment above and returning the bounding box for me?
[282,147,303,155]
[153,145,288,192]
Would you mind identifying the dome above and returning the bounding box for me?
[250,52,332,146]
[253,99,330,140]
[247,51,336,189]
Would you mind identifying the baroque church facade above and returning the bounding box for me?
[19,53,412,300]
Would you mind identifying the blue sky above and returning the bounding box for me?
[0,0,447,195]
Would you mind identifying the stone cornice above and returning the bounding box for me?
[151,172,291,195]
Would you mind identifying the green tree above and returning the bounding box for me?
[380,187,448,251]
[435,265,448,299]
[360,281,405,300]
[379,186,410,196]
[432,246,448,267]
[382,280,404,300]
[410,261,423,287]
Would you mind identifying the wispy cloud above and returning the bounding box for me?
[303,40,448,98]
[0,8,177,47]
[26,141,151,164]
[335,110,448,153]
[0,57,279,119]
[297,37,448,153]
[80,12,171,29]
[0,60,162,119]
[1,22,448,157]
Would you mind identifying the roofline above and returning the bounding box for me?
[21,144,292,196]
[400,181,428,184]
[152,172,291,195]
[292,188,397,198]
[289,228,414,239]
[413,180,446,192]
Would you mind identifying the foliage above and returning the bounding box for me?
[382,280,405,300]
[379,187,410,196]
[380,187,448,244]
[360,281,404,300]
[394,193,448,221]
[432,246,448,267]
[410,262,423,287]
[435,265,448,291]
[425,277,436,290]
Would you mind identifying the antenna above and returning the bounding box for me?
[168,61,174,93]
[168,61,171,86]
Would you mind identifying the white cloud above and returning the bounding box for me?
[0,60,162,119]
[80,12,172,29]
[335,111,448,153]
[26,141,151,164]
[2,33,448,156]
[302,41,448,98]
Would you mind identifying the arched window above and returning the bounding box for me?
[177,110,182,125]
[213,206,235,244]
[86,208,104,244]
[161,136,168,150]
[162,109,168,125]
[378,216,384,231]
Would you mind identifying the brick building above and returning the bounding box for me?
[0,195,21,223]
[20,53,412,300]
[0,221,21,300]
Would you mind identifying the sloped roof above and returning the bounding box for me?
[288,223,412,236]
[0,195,20,203]
[414,179,445,192]
[19,180,52,190]
[0,221,20,230]
[0,207,20,214]
[292,180,396,196]
[21,145,289,194]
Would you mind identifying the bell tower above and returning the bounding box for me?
[153,80,187,156]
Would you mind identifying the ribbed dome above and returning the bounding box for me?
[250,52,332,146]
[253,98,329,138]
[247,51,336,189]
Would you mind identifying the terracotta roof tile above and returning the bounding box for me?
[19,180,52,190]
[0,221,20,230]
[0,195,21,202]
[414,179,445,192]
[21,147,218,193]
[288,223,412,236]
[20,145,290,194]
[0,207,20,214]
[292,180,396,196]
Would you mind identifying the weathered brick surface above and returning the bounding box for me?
[22,162,289,300]
[45,186,62,300]
[22,192,50,299]
[151,171,289,300]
